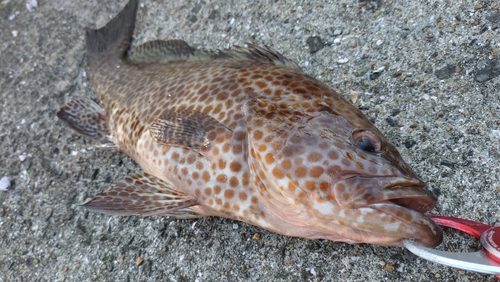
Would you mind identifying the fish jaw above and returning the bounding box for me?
[328,176,442,247]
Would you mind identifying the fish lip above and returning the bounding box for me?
[365,184,443,247]
[378,183,438,213]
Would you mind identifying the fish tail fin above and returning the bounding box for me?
[85,0,138,70]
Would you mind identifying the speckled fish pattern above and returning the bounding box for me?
[57,0,442,247]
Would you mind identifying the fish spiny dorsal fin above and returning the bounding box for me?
[57,97,114,147]
[229,43,302,71]
[149,110,231,157]
[83,172,199,217]
[127,38,302,71]
[85,0,138,71]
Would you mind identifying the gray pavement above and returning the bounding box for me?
[1,0,499,281]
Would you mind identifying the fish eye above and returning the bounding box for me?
[352,130,381,153]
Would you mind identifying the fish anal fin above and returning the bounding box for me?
[83,172,199,217]
[57,97,114,146]
[149,110,231,153]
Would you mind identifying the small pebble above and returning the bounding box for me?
[0,176,10,191]
[475,59,500,82]
[306,36,324,54]
[118,255,125,265]
[349,91,359,104]
[135,256,144,266]
[325,40,335,46]
[385,263,394,272]
[26,0,37,12]
[12,30,18,37]
[252,233,261,240]
[337,58,349,64]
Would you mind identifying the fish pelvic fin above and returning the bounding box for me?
[83,172,200,218]
[57,97,114,146]
[85,0,138,71]
[127,38,301,71]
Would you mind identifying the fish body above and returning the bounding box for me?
[58,0,442,247]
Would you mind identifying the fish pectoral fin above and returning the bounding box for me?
[149,110,231,153]
[83,172,199,217]
[57,97,115,147]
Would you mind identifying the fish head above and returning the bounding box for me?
[247,98,442,247]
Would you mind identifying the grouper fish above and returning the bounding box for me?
[57,0,443,247]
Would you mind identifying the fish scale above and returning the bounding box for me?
[57,0,443,247]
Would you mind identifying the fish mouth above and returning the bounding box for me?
[333,177,443,247]
[368,185,443,247]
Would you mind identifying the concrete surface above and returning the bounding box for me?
[1,0,499,281]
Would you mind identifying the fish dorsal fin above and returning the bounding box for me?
[149,110,232,154]
[127,39,301,71]
[127,39,200,63]
[229,43,302,71]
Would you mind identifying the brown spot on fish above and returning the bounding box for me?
[230,176,239,188]
[204,188,212,196]
[281,160,292,170]
[272,167,285,179]
[202,171,211,182]
[308,152,322,162]
[214,186,221,195]
[309,166,324,178]
[294,167,307,178]
[238,192,248,201]
[305,181,316,191]
[216,174,227,183]
[224,189,235,199]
